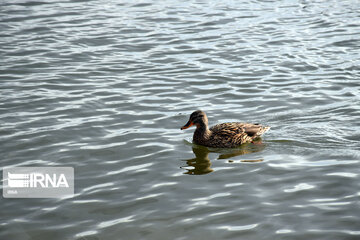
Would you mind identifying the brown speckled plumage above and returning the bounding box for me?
[181,110,270,148]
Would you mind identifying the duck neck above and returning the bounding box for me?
[194,123,211,141]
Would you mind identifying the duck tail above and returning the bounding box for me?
[263,126,270,134]
[256,126,270,138]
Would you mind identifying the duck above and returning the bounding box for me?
[181,110,270,148]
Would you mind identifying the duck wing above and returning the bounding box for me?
[241,123,270,137]
[210,123,245,136]
[209,123,251,147]
[209,122,270,147]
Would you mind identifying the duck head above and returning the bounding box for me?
[181,110,208,130]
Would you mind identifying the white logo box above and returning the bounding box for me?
[3,167,74,198]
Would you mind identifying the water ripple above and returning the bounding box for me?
[1,0,360,239]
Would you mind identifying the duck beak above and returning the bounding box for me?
[181,120,194,130]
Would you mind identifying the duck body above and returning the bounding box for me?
[181,110,270,148]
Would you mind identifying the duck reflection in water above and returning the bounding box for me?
[181,145,214,175]
[181,139,265,175]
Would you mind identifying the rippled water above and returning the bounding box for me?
[1,0,360,239]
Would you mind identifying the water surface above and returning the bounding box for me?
[1,0,360,239]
